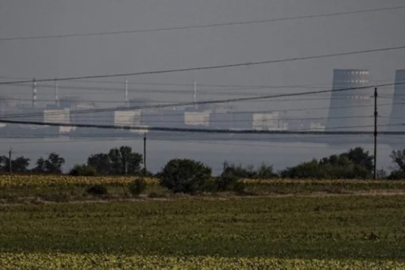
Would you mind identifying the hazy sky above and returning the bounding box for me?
[1,1,405,115]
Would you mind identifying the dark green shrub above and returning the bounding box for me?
[69,165,97,176]
[215,174,246,193]
[281,156,371,180]
[232,181,247,194]
[256,163,279,179]
[159,159,212,194]
[86,185,108,196]
[148,191,168,198]
[387,170,405,180]
[221,162,278,179]
[128,178,146,196]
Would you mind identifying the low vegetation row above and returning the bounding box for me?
[3,146,405,197]
[3,146,405,179]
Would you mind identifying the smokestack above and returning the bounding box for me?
[326,69,370,131]
[55,79,59,107]
[125,79,129,107]
[388,70,405,132]
[32,78,37,107]
[194,80,198,109]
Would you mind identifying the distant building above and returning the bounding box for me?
[388,70,405,132]
[309,122,325,131]
[141,109,185,128]
[326,69,372,131]
[252,112,288,131]
[184,111,210,127]
[114,110,141,127]
[44,109,70,124]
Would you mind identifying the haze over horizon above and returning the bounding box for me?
[0,1,405,172]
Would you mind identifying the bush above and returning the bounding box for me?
[256,163,279,179]
[148,191,168,198]
[221,162,278,179]
[387,170,405,180]
[69,165,97,176]
[281,157,371,180]
[86,185,108,196]
[159,159,212,194]
[215,174,245,193]
[128,178,146,196]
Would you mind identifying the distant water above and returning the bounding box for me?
[0,137,400,175]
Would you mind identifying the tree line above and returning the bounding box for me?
[3,146,405,180]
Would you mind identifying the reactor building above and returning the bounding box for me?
[326,69,372,131]
[388,70,405,132]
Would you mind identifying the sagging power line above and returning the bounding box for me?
[0,118,404,135]
[1,5,404,42]
[2,45,405,85]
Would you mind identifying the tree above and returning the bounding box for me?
[109,146,143,175]
[281,153,371,180]
[341,147,374,173]
[390,149,405,172]
[159,159,212,194]
[33,153,65,174]
[0,156,30,173]
[388,149,405,180]
[87,153,111,175]
[281,159,321,179]
[87,146,143,175]
[45,153,65,174]
[32,157,46,173]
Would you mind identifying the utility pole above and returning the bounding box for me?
[8,148,12,174]
[374,87,378,180]
[143,133,147,175]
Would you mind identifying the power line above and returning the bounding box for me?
[1,119,405,135]
[0,96,374,105]
[1,74,382,90]
[0,136,394,150]
[0,101,401,121]
[2,45,405,85]
[1,6,404,42]
[3,80,335,92]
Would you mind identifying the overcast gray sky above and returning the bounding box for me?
[1,0,404,114]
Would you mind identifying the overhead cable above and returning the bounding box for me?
[1,6,404,42]
[2,45,405,85]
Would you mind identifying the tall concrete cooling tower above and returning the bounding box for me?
[326,69,372,131]
[388,70,405,132]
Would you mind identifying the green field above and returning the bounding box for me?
[1,193,405,269]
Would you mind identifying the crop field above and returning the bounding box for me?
[0,189,405,269]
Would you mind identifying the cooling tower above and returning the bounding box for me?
[326,69,372,131]
[388,70,405,132]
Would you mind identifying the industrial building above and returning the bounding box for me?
[388,70,405,132]
[326,69,372,131]
[252,112,288,131]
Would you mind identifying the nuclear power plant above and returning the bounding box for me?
[0,69,404,141]
[388,70,405,132]
[326,69,372,131]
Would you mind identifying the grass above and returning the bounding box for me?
[0,196,405,261]
[1,175,405,268]
[1,253,404,269]
[1,175,405,203]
